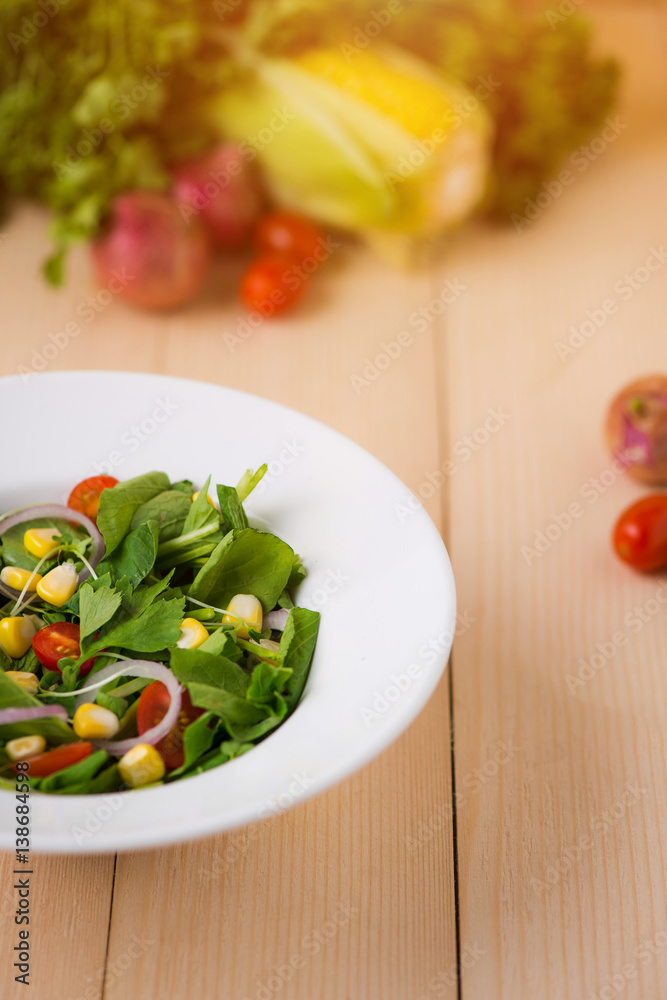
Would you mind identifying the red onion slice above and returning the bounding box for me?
[0,705,69,726]
[263,608,290,632]
[74,660,183,756]
[0,503,105,602]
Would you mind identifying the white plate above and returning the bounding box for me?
[0,371,455,853]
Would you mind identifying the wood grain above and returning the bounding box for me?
[436,6,667,1000]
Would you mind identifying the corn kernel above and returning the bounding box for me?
[0,616,37,659]
[36,562,78,607]
[6,734,46,762]
[177,617,209,650]
[73,703,120,740]
[5,671,39,695]
[118,744,166,788]
[223,594,263,639]
[0,566,42,593]
[192,491,217,508]
[23,527,60,559]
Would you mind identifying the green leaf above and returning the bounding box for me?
[95,691,127,718]
[170,479,194,496]
[184,682,275,741]
[216,484,248,533]
[199,627,243,661]
[280,607,320,711]
[247,661,291,717]
[182,476,219,535]
[40,750,108,792]
[189,528,294,612]
[287,553,307,589]
[130,491,192,542]
[0,670,75,745]
[97,471,171,555]
[10,646,40,674]
[83,572,183,656]
[97,520,160,587]
[78,581,123,641]
[166,712,220,778]
[171,647,250,698]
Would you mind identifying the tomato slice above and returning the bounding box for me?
[68,475,118,522]
[137,681,204,770]
[32,622,96,676]
[256,211,325,263]
[14,741,92,777]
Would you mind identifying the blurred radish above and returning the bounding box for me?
[173,144,262,249]
[606,375,667,484]
[91,191,210,311]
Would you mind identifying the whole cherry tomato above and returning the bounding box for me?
[240,253,305,318]
[613,494,667,571]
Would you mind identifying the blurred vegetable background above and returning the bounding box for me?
[0,0,619,311]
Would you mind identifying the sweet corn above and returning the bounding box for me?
[36,561,78,607]
[192,491,216,508]
[5,734,46,762]
[73,703,120,740]
[23,527,60,559]
[223,594,263,639]
[177,617,209,650]
[118,743,166,788]
[0,616,37,658]
[0,566,42,593]
[5,671,39,695]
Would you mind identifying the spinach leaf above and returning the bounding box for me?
[166,712,220,778]
[287,554,308,589]
[97,520,160,587]
[0,669,75,745]
[189,528,294,612]
[78,581,123,641]
[97,471,170,555]
[170,479,194,496]
[9,646,41,674]
[170,648,250,698]
[216,484,248,533]
[280,608,320,711]
[39,749,108,792]
[184,683,275,741]
[130,490,192,542]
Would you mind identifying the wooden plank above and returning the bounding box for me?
[437,7,667,1000]
[0,209,457,996]
[102,248,457,1000]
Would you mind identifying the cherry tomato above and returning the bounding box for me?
[240,253,305,318]
[68,475,118,522]
[256,211,325,263]
[137,681,204,770]
[14,741,92,777]
[32,622,96,676]
[613,494,667,571]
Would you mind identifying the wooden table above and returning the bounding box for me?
[1,4,666,997]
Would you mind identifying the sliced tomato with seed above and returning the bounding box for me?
[13,741,93,777]
[32,622,96,676]
[68,475,118,522]
[137,681,204,770]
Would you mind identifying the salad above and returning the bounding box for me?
[0,470,319,794]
